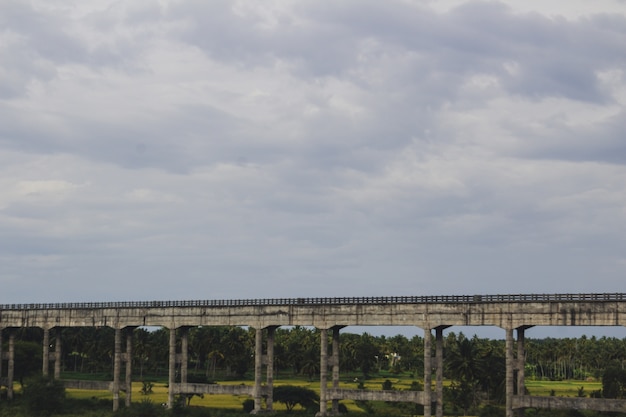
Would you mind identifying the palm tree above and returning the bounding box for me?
[445,334,487,415]
[207,349,224,379]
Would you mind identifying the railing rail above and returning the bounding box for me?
[0,293,623,311]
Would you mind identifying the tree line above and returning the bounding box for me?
[5,327,626,395]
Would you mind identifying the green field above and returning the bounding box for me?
[1,376,618,417]
[60,376,605,412]
[525,379,602,398]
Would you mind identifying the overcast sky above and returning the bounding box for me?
[1,0,626,324]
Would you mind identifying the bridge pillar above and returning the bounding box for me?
[505,327,514,417]
[435,326,450,417]
[253,327,263,412]
[505,325,531,417]
[424,328,432,417]
[125,327,134,407]
[318,328,329,416]
[181,327,189,387]
[54,328,62,380]
[168,327,176,409]
[42,327,50,377]
[7,329,15,400]
[0,328,3,386]
[331,326,342,415]
[113,328,122,411]
[251,326,277,413]
[266,326,276,412]
[516,326,530,417]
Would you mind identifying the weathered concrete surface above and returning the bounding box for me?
[1,295,625,417]
[62,380,113,391]
[513,395,626,412]
[171,383,256,396]
[327,388,424,404]
[1,295,625,330]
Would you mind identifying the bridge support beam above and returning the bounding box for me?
[125,328,134,408]
[331,326,341,415]
[435,326,449,417]
[318,328,329,416]
[506,327,514,417]
[7,329,15,400]
[42,327,50,377]
[317,326,343,416]
[113,328,122,411]
[54,328,62,380]
[423,326,446,417]
[253,327,264,413]
[424,328,432,417]
[0,328,3,387]
[505,325,531,417]
[181,327,189,388]
[168,327,176,409]
[252,326,277,414]
[516,326,530,417]
[266,326,276,412]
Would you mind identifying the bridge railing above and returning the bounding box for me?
[0,293,623,311]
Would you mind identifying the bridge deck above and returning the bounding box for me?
[0,293,624,329]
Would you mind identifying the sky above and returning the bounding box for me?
[1,0,626,335]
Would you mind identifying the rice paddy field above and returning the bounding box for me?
[525,379,602,398]
[61,376,606,412]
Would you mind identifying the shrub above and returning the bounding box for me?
[273,385,319,412]
[602,364,626,399]
[409,381,423,391]
[140,380,154,395]
[479,404,505,417]
[382,379,393,390]
[22,377,66,416]
[115,399,167,417]
[242,399,255,413]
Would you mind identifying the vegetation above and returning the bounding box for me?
[21,377,66,416]
[601,363,626,399]
[273,385,319,412]
[1,326,625,416]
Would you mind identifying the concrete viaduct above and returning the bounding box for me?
[1,293,625,417]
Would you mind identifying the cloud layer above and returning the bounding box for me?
[1,0,625,304]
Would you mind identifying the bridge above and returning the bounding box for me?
[1,293,625,417]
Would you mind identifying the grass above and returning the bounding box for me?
[66,376,602,400]
[63,377,372,412]
[15,374,607,415]
[525,379,602,397]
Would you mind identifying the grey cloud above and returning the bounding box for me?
[517,110,626,164]
[0,1,86,63]
[1,0,625,306]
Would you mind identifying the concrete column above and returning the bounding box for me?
[113,327,122,411]
[516,327,526,417]
[266,326,276,411]
[332,327,341,415]
[181,327,189,386]
[435,327,444,417]
[126,328,133,407]
[517,328,525,394]
[43,327,50,377]
[7,330,15,400]
[168,327,176,409]
[505,327,514,417]
[319,328,329,416]
[0,328,3,383]
[54,328,62,379]
[253,327,263,413]
[423,328,432,417]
